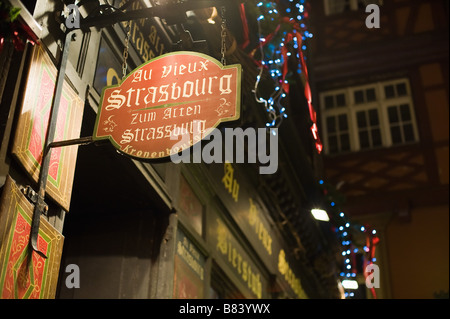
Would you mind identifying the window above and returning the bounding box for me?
[324,0,383,15]
[326,113,351,154]
[356,108,382,150]
[320,79,419,155]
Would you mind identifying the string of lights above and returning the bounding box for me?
[251,1,308,124]
[249,0,322,152]
[248,1,379,298]
[318,179,379,299]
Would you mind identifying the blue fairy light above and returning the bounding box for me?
[253,1,315,131]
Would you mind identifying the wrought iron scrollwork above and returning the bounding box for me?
[60,0,241,31]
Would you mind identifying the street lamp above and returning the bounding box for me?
[341,279,359,290]
[311,208,330,222]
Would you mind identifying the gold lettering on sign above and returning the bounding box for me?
[248,198,273,256]
[278,250,306,299]
[107,68,120,86]
[216,218,262,299]
[222,162,239,202]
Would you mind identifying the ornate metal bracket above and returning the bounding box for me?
[61,0,240,30]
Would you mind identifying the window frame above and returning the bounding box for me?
[320,78,419,155]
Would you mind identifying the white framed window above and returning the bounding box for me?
[324,0,383,15]
[320,78,419,155]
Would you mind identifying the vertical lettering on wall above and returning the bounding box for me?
[215,218,263,298]
[248,198,273,256]
[222,162,239,202]
[278,250,306,298]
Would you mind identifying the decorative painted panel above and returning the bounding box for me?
[0,176,64,299]
[12,45,84,211]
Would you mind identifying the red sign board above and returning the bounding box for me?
[93,51,241,160]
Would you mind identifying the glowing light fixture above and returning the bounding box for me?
[311,209,329,222]
[341,280,359,290]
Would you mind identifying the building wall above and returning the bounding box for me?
[311,0,449,298]
[386,205,449,299]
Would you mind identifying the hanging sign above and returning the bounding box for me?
[93,51,241,160]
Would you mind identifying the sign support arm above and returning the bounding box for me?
[29,30,77,258]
